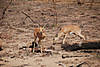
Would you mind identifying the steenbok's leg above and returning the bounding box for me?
[31,44,35,53]
[62,34,68,44]
[55,32,64,41]
[33,37,37,53]
[76,32,85,40]
[53,32,64,45]
[34,36,37,42]
[38,39,43,53]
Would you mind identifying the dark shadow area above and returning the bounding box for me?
[29,41,41,53]
[29,41,39,48]
[0,64,5,66]
[80,50,100,53]
[61,40,100,51]
[0,47,3,51]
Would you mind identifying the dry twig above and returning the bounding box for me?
[1,0,13,19]
[21,11,41,27]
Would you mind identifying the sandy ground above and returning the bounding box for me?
[0,1,100,67]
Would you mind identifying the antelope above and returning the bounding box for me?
[21,11,46,53]
[32,26,46,53]
[53,25,85,44]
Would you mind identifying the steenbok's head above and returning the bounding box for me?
[53,31,64,45]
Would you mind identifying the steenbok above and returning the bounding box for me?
[32,25,46,53]
[53,25,85,44]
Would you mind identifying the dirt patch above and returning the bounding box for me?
[0,1,100,67]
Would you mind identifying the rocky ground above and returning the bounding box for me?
[0,0,100,67]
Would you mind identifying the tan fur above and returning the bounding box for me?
[33,27,46,53]
[54,25,85,44]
